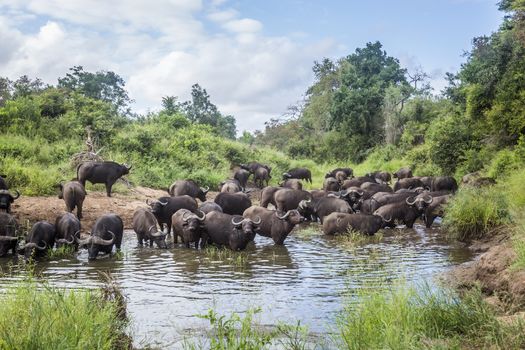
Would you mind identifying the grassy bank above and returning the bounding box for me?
[0,278,129,350]
[183,283,525,350]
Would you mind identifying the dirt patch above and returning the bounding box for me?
[448,229,525,313]
[10,186,263,232]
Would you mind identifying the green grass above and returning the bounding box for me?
[0,279,129,350]
[336,284,525,350]
[202,245,249,267]
[46,245,76,259]
[443,186,510,241]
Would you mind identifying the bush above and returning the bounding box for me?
[443,186,510,241]
[487,148,522,180]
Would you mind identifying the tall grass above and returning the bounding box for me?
[443,186,510,241]
[336,284,525,350]
[0,279,129,350]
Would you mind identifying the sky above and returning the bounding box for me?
[0,0,503,133]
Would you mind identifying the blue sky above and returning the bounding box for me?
[0,0,503,132]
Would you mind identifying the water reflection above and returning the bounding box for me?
[0,223,472,349]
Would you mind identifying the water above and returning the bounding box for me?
[0,222,472,349]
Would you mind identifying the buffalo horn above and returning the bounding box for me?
[375,212,392,223]
[149,226,167,238]
[276,210,291,219]
[231,217,245,226]
[423,195,433,204]
[35,241,47,250]
[201,186,210,194]
[251,216,261,225]
[92,231,115,246]
[124,164,132,171]
[159,201,168,206]
[196,210,206,221]
[76,233,92,246]
[405,196,417,206]
[182,211,192,222]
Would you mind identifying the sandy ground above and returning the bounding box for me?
[10,186,262,231]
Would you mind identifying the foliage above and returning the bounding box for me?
[443,186,510,241]
[0,280,128,350]
[337,284,525,350]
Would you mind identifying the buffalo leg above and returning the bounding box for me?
[105,182,113,197]
[76,204,83,220]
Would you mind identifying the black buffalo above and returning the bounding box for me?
[280,179,303,190]
[282,168,312,183]
[325,168,353,179]
[360,182,393,194]
[254,167,271,188]
[274,189,312,214]
[214,192,252,215]
[341,176,375,190]
[373,195,432,228]
[393,177,425,192]
[393,167,413,179]
[54,212,80,249]
[323,212,383,236]
[0,213,18,256]
[148,196,198,235]
[77,214,123,260]
[132,208,167,248]
[77,161,131,197]
[169,180,208,201]
[240,162,272,177]
[57,181,86,219]
[431,176,458,193]
[260,186,282,208]
[199,201,223,214]
[243,206,303,245]
[0,189,20,213]
[423,194,451,227]
[323,177,340,192]
[172,209,206,248]
[300,196,352,223]
[203,211,260,250]
[219,179,242,193]
[20,221,55,260]
[234,169,250,191]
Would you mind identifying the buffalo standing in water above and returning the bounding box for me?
[77,161,131,197]
[57,181,86,219]
[203,211,260,250]
[132,208,168,248]
[0,213,19,256]
[148,196,198,235]
[323,212,384,236]
[243,206,303,245]
[171,209,207,248]
[20,221,55,260]
[55,212,81,249]
[77,214,123,260]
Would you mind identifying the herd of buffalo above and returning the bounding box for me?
[0,160,495,261]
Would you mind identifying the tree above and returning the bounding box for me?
[58,66,133,114]
[12,75,45,99]
[0,77,12,107]
[161,96,179,115]
[179,84,236,139]
[330,42,408,160]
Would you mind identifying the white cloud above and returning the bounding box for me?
[0,1,336,132]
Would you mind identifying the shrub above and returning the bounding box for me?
[487,148,522,180]
[443,186,510,241]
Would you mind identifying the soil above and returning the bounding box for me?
[448,229,525,313]
[10,187,263,232]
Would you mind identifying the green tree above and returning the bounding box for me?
[161,96,179,115]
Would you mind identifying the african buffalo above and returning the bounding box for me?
[393,167,413,179]
[260,186,281,208]
[360,182,393,194]
[423,194,451,227]
[282,168,312,184]
[20,221,55,260]
[367,171,391,184]
[325,168,353,179]
[254,167,271,188]
[169,180,208,201]
[323,177,340,192]
[172,209,206,248]
[243,206,303,245]
[300,196,352,223]
[132,208,167,248]
[77,214,123,260]
[431,176,458,193]
[0,189,20,213]
[219,179,242,193]
[148,196,198,235]
[234,169,250,191]
[280,179,303,190]
[335,171,348,183]
[240,162,272,177]
[0,213,18,256]
[373,195,431,228]
[57,181,86,219]
[362,191,418,214]
[203,211,260,250]
[323,212,383,236]
[418,176,434,190]
[393,177,425,192]
[199,201,223,214]
[274,188,312,214]
[341,176,375,190]
[54,212,80,249]
[77,161,131,197]
[214,192,252,215]
[0,174,8,190]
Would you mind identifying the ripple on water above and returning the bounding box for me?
[0,222,473,349]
